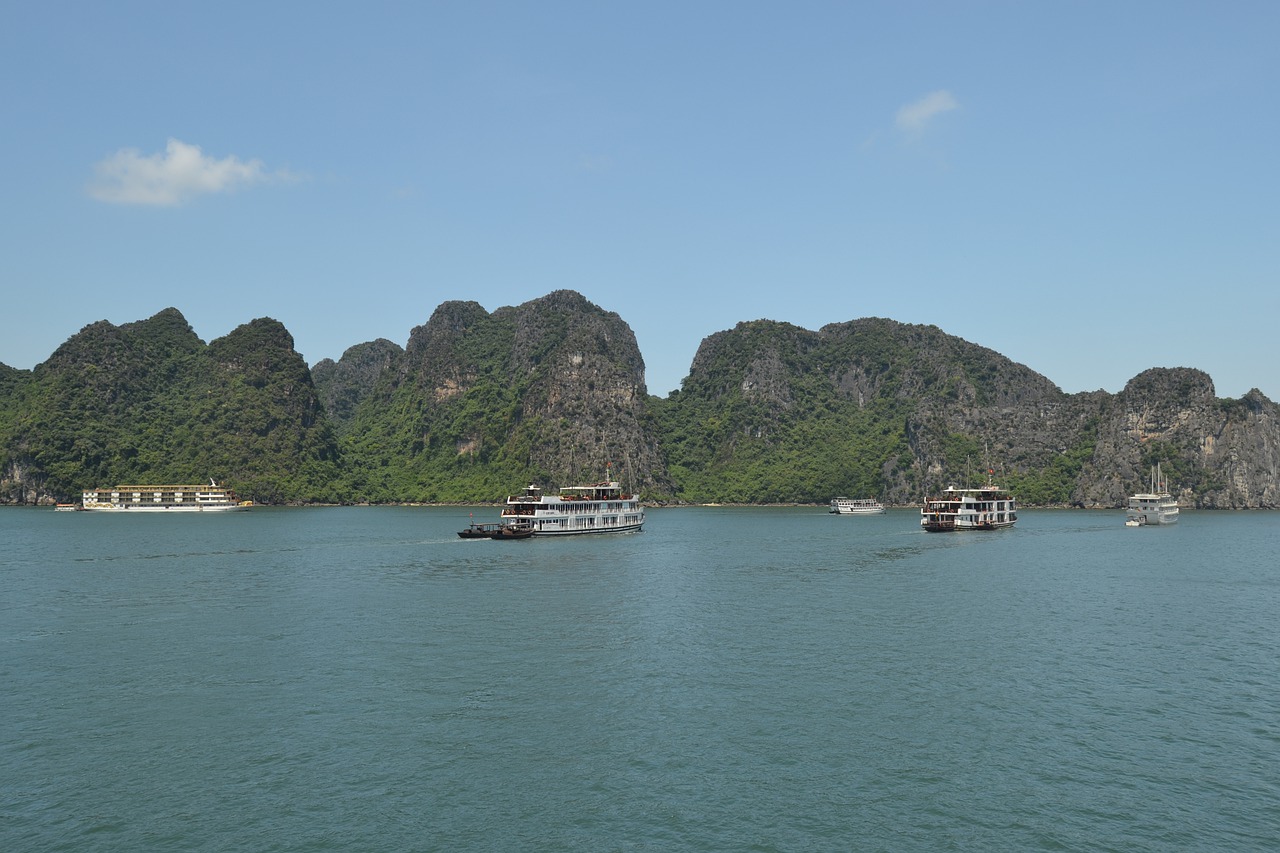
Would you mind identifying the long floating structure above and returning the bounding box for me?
[80,480,251,512]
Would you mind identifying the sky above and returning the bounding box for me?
[3,1,1278,400]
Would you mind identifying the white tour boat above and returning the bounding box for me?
[80,480,252,512]
[1126,464,1179,526]
[921,484,1017,532]
[500,479,644,536]
[829,497,886,515]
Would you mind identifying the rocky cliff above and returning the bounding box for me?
[331,290,671,501]
[663,317,1280,507]
[4,294,1278,507]
[311,338,403,434]
[1075,369,1280,508]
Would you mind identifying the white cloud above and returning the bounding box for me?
[87,138,282,206]
[895,90,959,135]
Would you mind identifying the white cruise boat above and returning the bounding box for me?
[500,479,644,536]
[829,497,885,515]
[1126,464,1179,526]
[80,480,252,512]
[921,484,1017,532]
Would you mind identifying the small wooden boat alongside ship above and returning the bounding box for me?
[829,497,885,515]
[1126,464,1179,526]
[79,480,251,512]
[458,521,505,539]
[457,520,534,540]
[491,523,535,540]
[921,483,1017,532]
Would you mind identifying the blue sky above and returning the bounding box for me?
[3,1,1277,400]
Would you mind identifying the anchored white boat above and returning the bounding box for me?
[80,480,252,512]
[829,497,885,515]
[1126,464,1179,526]
[500,478,644,536]
[921,484,1017,532]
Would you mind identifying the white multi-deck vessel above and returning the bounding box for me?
[80,480,251,512]
[921,484,1017,532]
[1126,464,1179,526]
[500,479,644,536]
[829,497,886,515]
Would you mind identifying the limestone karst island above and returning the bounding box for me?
[2,291,1277,509]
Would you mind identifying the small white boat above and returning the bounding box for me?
[829,497,885,515]
[1125,464,1178,526]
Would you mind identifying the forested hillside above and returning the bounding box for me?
[0,309,340,504]
[3,293,1278,507]
[328,291,670,502]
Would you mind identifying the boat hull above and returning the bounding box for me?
[81,503,248,512]
[922,518,1016,533]
[830,501,885,515]
[515,521,644,536]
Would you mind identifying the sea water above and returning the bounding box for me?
[3,506,1279,851]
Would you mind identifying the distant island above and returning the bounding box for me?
[2,291,1277,508]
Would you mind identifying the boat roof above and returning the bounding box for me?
[91,484,232,490]
[559,480,621,491]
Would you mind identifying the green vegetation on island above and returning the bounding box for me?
[2,294,1278,508]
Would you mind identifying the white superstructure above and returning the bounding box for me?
[500,480,644,536]
[829,497,885,515]
[921,485,1017,532]
[1126,464,1179,526]
[80,480,251,512]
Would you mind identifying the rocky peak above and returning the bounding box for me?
[311,338,403,431]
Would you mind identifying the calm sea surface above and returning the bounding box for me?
[3,506,1279,852]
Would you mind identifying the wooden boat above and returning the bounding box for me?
[491,523,534,540]
[458,522,504,539]
[457,521,534,540]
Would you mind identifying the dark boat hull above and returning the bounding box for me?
[458,522,534,540]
